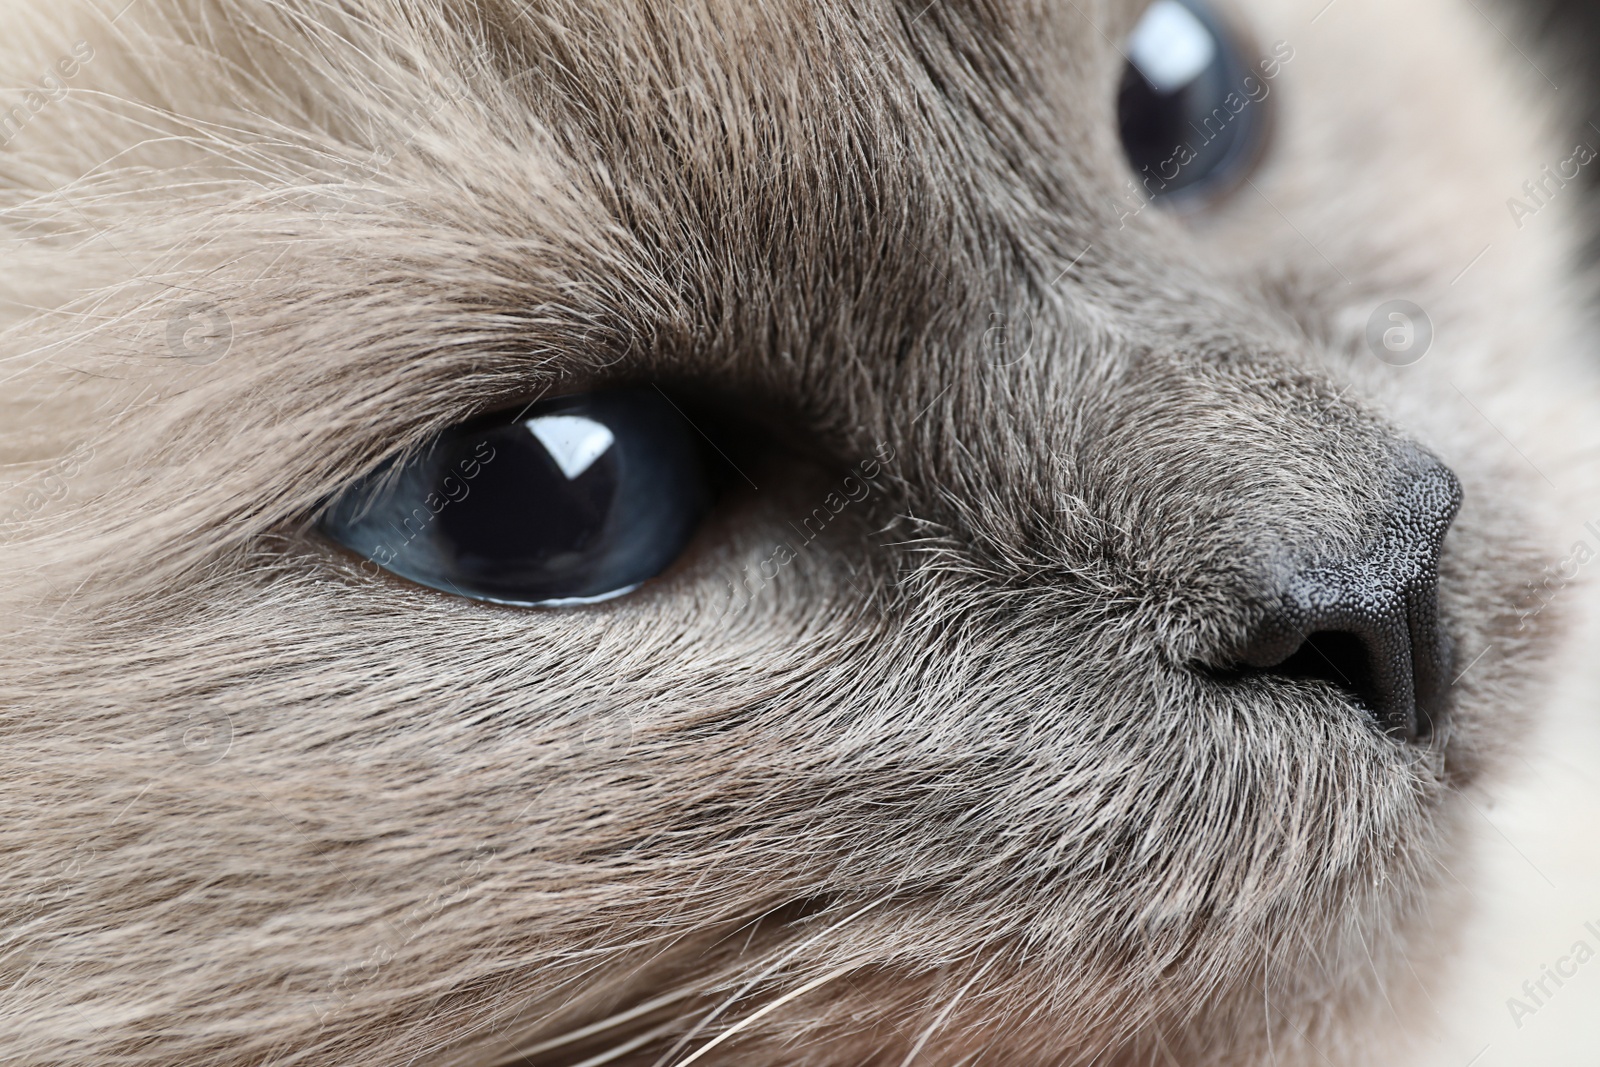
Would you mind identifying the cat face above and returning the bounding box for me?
[0,0,1592,1064]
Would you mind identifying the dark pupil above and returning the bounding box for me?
[441,425,618,574]
[1117,0,1257,199]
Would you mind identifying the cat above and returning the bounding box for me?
[2,0,1599,1063]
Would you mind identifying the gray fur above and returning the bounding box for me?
[1,0,1598,1064]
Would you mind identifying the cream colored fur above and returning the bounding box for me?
[2,0,1599,1064]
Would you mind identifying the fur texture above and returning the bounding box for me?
[2,0,1599,1064]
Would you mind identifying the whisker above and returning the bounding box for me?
[517,985,700,1057]
[895,954,999,1067]
[563,1017,686,1067]
[671,964,857,1067]
[647,895,890,1067]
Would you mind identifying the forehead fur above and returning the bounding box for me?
[1,0,1598,1065]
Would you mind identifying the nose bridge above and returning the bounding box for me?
[1236,447,1463,739]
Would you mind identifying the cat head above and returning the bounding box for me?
[0,0,1594,1063]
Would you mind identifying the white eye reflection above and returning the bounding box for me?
[1127,0,1216,92]
[526,415,616,480]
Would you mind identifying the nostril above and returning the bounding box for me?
[1230,448,1463,741]
[1237,597,1425,739]
[1272,631,1381,720]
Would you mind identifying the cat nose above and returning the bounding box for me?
[1235,450,1463,740]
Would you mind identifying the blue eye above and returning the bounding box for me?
[1117,0,1269,201]
[321,389,713,606]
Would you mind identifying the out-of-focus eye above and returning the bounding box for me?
[1117,0,1268,202]
[321,389,713,606]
